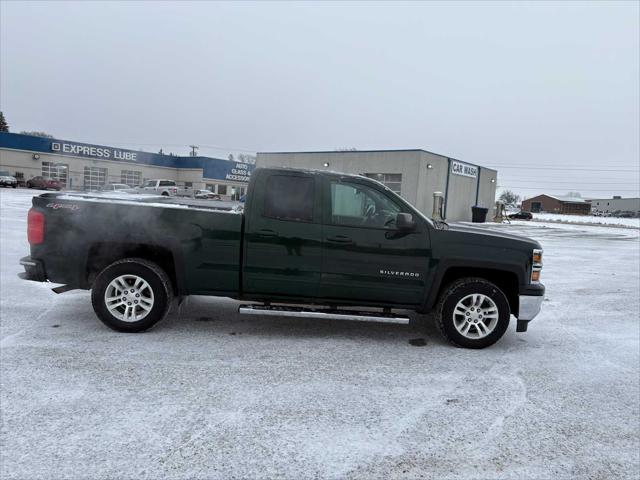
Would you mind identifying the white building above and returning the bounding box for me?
[257,149,498,222]
[588,196,640,215]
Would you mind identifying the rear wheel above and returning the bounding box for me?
[435,277,510,349]
[91,258,173,332]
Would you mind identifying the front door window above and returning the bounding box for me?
[330,181,401,229]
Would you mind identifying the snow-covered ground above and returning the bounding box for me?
[531,212,640,229]
[1,188,639,480]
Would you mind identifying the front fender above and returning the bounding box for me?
[422,257,526,312]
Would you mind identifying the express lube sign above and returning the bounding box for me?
[451,160,478,178]
[51,141,138,161]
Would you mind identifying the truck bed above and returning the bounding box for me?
[56,191,244,213]
[28,191,245,296]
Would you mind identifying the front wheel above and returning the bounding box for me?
[91,258,173,332]
[435,277,510,349]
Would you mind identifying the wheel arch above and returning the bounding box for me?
[424,264,520,317]
[85,242,185,294]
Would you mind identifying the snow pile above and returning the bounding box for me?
[531,212,639,229]
[55,193,243,214]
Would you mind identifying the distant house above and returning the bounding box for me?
[521,194,591,215]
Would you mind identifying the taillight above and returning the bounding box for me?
[27,208,45,245]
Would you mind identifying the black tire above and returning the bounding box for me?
[435,277,510,349]
[161,191,169,196]
[91,258,173,332]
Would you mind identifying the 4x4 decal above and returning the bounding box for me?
[46,203,79,211]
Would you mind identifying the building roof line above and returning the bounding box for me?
[258,149,497,172]
[586,197,640,201]
[523,193,587,203]
[260,149,429,154]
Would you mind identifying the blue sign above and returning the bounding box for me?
[0,132,256,183]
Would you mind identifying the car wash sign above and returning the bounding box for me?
[451,160,478,178]
[51,141,138,162]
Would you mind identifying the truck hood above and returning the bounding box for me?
[435,223,542,251]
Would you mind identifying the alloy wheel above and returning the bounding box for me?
[104,274,154,322]
[452,293,499,339]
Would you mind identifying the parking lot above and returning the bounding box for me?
[1,187,639,479]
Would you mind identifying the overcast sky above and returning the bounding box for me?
[1,1,638,199]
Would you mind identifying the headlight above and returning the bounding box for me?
[531,249,543,283]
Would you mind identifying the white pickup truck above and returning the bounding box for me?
[138,179,178,196]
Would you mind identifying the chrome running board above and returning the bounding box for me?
[238,304,410,325]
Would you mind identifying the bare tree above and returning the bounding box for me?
[498,190,520,207]
[19,131,54,138]
[237,153,256,164]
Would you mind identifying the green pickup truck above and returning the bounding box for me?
[20,167,544,349]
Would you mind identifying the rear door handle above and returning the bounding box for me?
[326,235,353,245]
[257,229,278,238]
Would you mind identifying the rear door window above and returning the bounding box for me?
[264,175,314,222]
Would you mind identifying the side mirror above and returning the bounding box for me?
[396,212,416,231]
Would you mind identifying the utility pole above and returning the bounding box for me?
[189,145,199,157]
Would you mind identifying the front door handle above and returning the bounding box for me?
[326,235,353,245]
[257,229,278,238]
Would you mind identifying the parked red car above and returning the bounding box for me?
[26,176,63,190]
